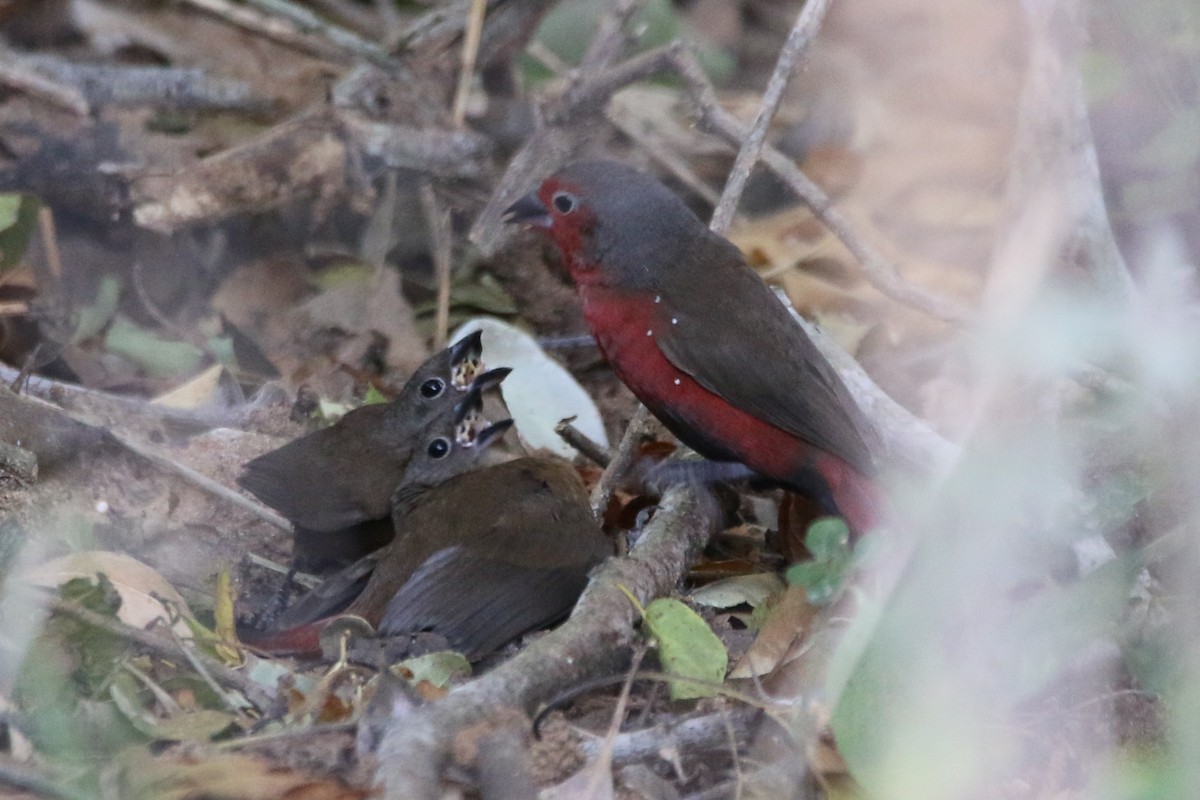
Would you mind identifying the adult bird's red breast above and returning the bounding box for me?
[237,332,489,571]
[504,160,882,535]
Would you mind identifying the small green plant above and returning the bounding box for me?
[785,517,858,605]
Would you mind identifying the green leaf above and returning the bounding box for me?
[362,384,389,406]
[111,672,237,741]
[104,316,206,379]
[643,597,727,701]
[397,651,472,689]
[689,573,784,609]
[786,517,854,604]
[71,275,122,344]
[0,193,39,273]
[806,517,851,561]
[786,562,843,605]
[310,260,374,290]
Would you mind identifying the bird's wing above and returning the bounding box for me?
[377,546,589,659]
[237,407,395,531]
[654,237,875,472]
[270,550,382,628]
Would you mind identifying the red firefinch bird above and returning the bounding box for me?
[504,160,882,535]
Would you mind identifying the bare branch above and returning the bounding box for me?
[710,0,831,232]
[18,55,265,113]
[0,46,89,115]
[665,46,972,322]
[241,0,392,65]
[373,483,721,798]
[419,181,454,350]
[555,419,612,468]
[588,406,661,516]
[451,0,488,127]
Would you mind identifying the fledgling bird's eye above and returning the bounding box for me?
[427,437,451,458]
[552,191,578,214]
[420,378,446,398]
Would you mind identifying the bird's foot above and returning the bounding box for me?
[643,459,759,494]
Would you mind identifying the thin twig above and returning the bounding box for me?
[555,419,612,468]
[245,552,321,589]
[47,596,272,711]
[216,720,357,750]
[452,0,488,127]
[179,0,359,65]
[583,644,646,798]
[665,46,971,322]
[242,0,392,65]
[307,0,379,37]
[0,47,89,115]
[576,704,759,765]
[374,0,402,33]
[37,207,63,282]
[589,407,661,517]
[419,181,454,350]
[710,0,831,232]
[20,56,263,113]
[165,623,245,713]
[108,429,292,532]
[131,260,216,357]
[606,100,721,207]
[579,0,643,74]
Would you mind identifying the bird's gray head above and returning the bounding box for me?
[505,160,708,290]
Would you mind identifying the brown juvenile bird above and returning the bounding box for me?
[238,332,487,571]
[247,394,611,660]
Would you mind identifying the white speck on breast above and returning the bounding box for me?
[674,378,681,385]
[654,295,661,303]
[671,317,678,325]
[646,329,653,336]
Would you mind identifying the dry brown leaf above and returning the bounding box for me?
[728,584,817,680]
[152,364,227,409]
[115,749,370,800]
[25,550,196,638]
[291,266,427,378]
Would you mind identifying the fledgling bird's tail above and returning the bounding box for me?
[239,621,324,656]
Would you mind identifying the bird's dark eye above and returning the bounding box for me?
[426,437,450,458]
[552,191,577,214]
[420,378,445,398]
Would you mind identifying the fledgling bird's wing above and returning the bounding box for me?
[270,550,383,629]
[654,234,875,473]
[377,546,590,659]
[377,458,609,659]
[238,404,402,531]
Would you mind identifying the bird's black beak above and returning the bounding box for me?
[453,383,484,426]
[476,419,515,450]
[449,329,483,367]
[503,193,552,228]
[469,367,511,394]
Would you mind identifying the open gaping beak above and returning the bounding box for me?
[502,193,552,228]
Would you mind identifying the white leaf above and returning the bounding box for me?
[452,318,608,458]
